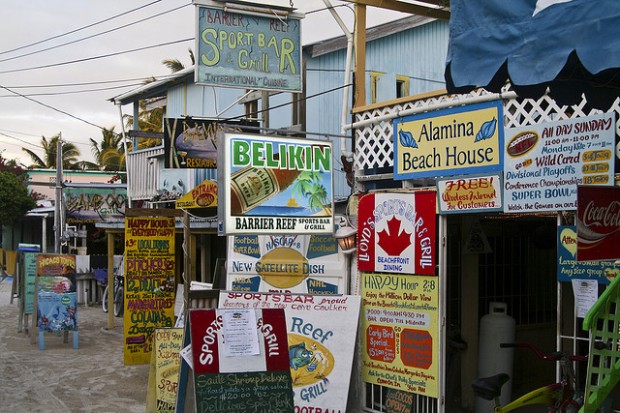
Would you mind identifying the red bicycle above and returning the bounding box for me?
[472,342,587,412]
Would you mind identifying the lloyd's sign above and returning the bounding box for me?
[394,100,504,180]
[357,191,436,275]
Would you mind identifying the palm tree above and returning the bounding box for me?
[291,171,332,216]
[22,134,85,170]
[162,48,195,73]
[90,126,126,171]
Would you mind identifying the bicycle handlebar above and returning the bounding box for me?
[499,342,587,362]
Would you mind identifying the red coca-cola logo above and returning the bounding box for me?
[582,200,620,232]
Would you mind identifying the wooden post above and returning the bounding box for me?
[107,231,115,330]
[353,4,367,108]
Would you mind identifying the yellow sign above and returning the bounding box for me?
[361,273,439,397]
[124,217,176,365]
[394,100,503,180]
[175,179,217,209]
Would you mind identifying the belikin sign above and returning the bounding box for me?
[357,191,436,275]
[577,185,620,261]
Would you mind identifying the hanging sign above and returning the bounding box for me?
[195,5,303,93]
[357,191,436,275]
[577,185,620,261]
[504,113,615,213]
[394,100,504,180]
[437,173,503,214]
[218,134,334,235]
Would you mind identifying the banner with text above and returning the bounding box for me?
[226,234,346,294]
[503,113,615,213]
[218,134,333,235]
[219,291,361,413]
[394,100,503,180]
[124,216,176,365]
[358,191,436,275]
[64,186,127,224]
[362,273,439,397]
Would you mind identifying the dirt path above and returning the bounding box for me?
[0,277,149,412]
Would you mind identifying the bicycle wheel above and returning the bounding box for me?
[113,283,124,317]
[102,284,109,313]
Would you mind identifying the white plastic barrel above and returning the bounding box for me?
[475,302,516,413]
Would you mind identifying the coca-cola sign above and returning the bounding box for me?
[577,186,620,261]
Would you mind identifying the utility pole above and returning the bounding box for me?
[54,133,63,253]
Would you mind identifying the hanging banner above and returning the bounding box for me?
[577,185,620,261]
[357,191,436,275]
[503,113,615,213]
[218,291,361,413]
[124,216,176,365]
[226,234,346,294]
[218,134,334,235]
[361,273,440,398]
[394,100,503,180]
[195,5,303,93]
[436,173,503,214]
[189,308,294,412]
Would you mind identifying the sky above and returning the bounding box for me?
[0,0,406,166]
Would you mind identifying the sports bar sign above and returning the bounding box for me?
[195,3,302,92]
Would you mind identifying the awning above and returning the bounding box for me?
[445,0,620,109]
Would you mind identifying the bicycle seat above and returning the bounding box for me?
[472,373,510,400]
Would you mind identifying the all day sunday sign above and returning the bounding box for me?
[394,100,504,180]
[357,191,436,275]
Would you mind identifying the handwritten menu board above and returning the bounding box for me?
[35,254,77,332]
[147,328,184,412]
[124,216,176,365]
[362,273,440,397]
[190,308,294,413]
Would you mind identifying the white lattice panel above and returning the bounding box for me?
[354,88,620,175]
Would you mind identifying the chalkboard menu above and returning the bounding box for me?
[190,308,294,413]
[385,389,414,413]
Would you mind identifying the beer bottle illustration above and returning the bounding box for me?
[230,157,302,215]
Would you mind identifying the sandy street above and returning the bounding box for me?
[0,277,149,413]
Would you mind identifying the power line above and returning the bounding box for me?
[0,82,145,98]
[0,84,106,130]
[0,0,166,56]
[2,73,183,89]
[0,3,191,64]
[0,38,194,75]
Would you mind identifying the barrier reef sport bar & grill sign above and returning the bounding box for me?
[218,133,334,235]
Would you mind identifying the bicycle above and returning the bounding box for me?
[102,272,124,317]
[472,342,587,412]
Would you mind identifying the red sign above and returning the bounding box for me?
[366,325,396,363]
[357,191,436,275]
[577,186,620,261]
[400,329,432,369]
